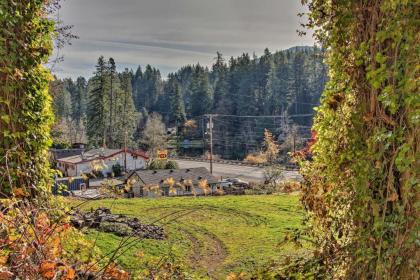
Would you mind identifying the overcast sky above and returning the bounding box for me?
[52,0,314,79]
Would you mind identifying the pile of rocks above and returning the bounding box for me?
[70,207,165,240]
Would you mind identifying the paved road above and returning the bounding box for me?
[175,159,301,182]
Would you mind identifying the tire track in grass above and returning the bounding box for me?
[144,204,268,227]
[138,205,230,278]
[175,222,228,279]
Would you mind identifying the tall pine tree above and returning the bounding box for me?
[170,82,186,125]
[189,65,212,117]
[87,56,108,147]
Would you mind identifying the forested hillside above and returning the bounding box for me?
[52,46,327,158]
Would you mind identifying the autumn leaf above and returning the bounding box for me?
[387,193,398,202]
[60,267,76,280]
[226,272,238,280]
[49,237,62,258]
[105,265,129,280]
[35,213,50,230]
[39,261,56,279]
[0,256,8,266]
[12,188,26,198]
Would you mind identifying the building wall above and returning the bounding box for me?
[58,152,147,177]
[132,181,143,197]
[57,162,78,177]
[109,153,146,173]
[131,181,218,198]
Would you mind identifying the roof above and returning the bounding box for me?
[50,148,85,160]
[89,178,125,188]
[58,148,149,164]
[71,189,102,200]
[128,167,218,185]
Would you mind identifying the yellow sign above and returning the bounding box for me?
[157,150,168,160]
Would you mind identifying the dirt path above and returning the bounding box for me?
[180,225,228,279]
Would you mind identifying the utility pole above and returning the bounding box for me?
[201,117,205,155]
[207,114,214,174]
[124,130,127,172]
[292,131,296,153]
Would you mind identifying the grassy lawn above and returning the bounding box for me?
[72,194,304,279]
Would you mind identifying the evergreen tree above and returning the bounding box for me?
[266,53,290,115]
[54,47,327,158]
[87,56,108,147]
[189,65,212,117]
[170,82,186,125]
[51,79,71,120]
[134,65,163,111]
[257,48,273,112]
[290,52,309,116]
[107,57,118,145]
[132,66,143,111]
[212,52,229,112]
[71,76,87,126]
[113,68,137,148]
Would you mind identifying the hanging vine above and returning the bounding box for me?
[293,0,419,279]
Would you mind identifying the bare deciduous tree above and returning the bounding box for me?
[140,113,167,157]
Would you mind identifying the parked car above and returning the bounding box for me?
[219,180,233,188]
[226,178,249,188]
[219,182,245,195]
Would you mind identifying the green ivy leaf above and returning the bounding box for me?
[1,115,10,124]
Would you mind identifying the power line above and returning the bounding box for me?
[211,119,313,129]
[208,113,314,118]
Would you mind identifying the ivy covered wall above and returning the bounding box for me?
[0,0,55,196]
[297,0,419,279]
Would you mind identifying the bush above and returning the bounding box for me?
[279,181,301,193]
[112,163,122,177]
[148,160,166,170]
[91,170,104,178]
[165,160,179,169]
[263,165,285,186]
[244,153,267,164]
[244,180,300,195]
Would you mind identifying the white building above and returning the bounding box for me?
[57,148,149,177]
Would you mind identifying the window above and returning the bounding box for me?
[185,185,191,192]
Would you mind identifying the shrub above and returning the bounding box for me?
[278,181,301,193]
[148,160,166,170]
[263,165,285,186]
[112,163,123,177]
[165,160,179,169]
[244,153,267,164]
